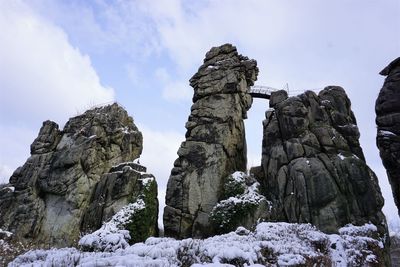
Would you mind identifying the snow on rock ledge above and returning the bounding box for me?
[10,222,385,266]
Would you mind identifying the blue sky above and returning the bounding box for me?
[0,0,399,227]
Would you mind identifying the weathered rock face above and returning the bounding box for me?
[376,57,400,217]
[164,44,258,238]
[255,87,388,239]
[0,103,158,247]
[209,172,269,234]
[81,162,159,244]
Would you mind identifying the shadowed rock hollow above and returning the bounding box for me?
[163,44,258,238]
[376,57,400,217]
[0,103,158,247]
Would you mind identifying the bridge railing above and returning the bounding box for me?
[249,84,322,97]
[249,85,279,95]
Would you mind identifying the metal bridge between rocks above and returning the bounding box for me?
[249,84,320,99]
[249,85,280,99]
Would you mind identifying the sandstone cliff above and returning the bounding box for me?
[254,87,388,240]
[164,44,258,238]
[376,57,400,217]
[0,103,158,248]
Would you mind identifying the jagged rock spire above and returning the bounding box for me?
[164,44,258,238]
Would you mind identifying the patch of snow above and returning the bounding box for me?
[0,186,15,192]
[378,130,397,137]
[0,228,12,238]
[338,223,377,236]
[141,177,154,187]
[212,182,265,210]
[206,65,219,70]
[231,171,246,183]
[119,126,137,135]
[11,222,385,266]
[79,199,146,252]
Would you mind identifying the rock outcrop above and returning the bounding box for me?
[0,103,158,247]
[81,162,158,244]
[164,44,258,238]
[254,87,388,240]
[376,57,400,217]
[209,172,269,234]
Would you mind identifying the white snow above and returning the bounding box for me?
[338,153,360,161]
[207,65,219,70]
[0,228,12,238]
[378,130,397,137]
[231,171,246,183]
[78,199,146,252]
[0,186,15,192]
[118,126,137,135]
[141,177,154,187]
[10,222,384,266]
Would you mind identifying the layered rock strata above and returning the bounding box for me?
[164,44,258,238]
[376,57,400,217]
[0,103,158,247]
[255,87,388,239]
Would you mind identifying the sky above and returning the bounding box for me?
[0,0,399,228]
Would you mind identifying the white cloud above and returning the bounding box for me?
[0,0,114,126]
[0,0,115,180]
[154,67,192,102]
[29,0,162,59]
[162,81,192,102]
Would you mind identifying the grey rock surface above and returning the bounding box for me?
[255,87,388,241]
[164,44,258,238]
[81,162,159,244]
[209,172,269,234]
[376,57,400,217]
[0,103,158,247]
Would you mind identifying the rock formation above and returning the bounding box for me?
[0,103,158,247]
[254,87,388,240]
[164,44,258,238]
[209,171,269,234]
[376,57,400,217]
[81,162,158,244]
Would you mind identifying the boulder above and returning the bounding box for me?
[0,103,158,248]
[255,87,389,249]
[376,57,400,217]
[81,162,158,244]
[163,44,258,238]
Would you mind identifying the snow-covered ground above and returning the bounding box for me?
[9,222,384,267]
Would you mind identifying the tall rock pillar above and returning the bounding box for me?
[376,57,400,217]
[164,44,258,238]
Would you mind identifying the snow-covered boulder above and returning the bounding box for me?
[210,172,270,233]
[10,222,387,266]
